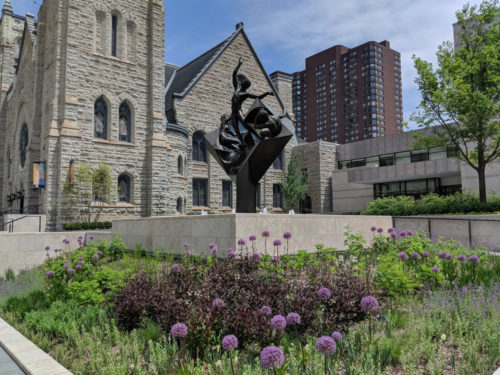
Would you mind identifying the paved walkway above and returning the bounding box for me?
[0,345,24,375]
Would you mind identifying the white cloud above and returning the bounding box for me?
[238,0,473,127]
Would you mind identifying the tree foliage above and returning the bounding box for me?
[280,154,308,208]
[411,0,500,202]
[63,162,111,222]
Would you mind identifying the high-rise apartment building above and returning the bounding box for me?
[292,41,403,143]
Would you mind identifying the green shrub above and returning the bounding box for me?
[3,290,51,318]
[63,221,112,231]
[362,192,500,216]
[4,268,15,281]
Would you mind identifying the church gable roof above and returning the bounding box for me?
[165,23,285,123]
[15,14,37,73]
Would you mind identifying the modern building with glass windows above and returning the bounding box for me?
[292,41,403,144]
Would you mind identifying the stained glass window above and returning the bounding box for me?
[94,97,107,139]
[118,174,131,203]
[119,102,131,142]
[19,124,28,168]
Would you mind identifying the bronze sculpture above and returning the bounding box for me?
[205,58,293,212]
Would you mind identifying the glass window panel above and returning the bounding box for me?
[395,151,410,165]
[351,158,365,168]
[429,146,447,160]
[410,149,428,163]
[379,154,394,166]
[365,156,379,167]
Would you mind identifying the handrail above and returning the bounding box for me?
[0,204,42,216]
[393,215,499,222]
[0,215,43,232]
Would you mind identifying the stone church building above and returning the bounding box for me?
[0,0,297,230]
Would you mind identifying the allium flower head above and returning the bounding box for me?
[251,253,262,261]
[68,268,75,274]
[457,254,466,262]
[45,270,55,277]
[75,264,82,270]
[184,250,192,256]
[397,252,408,261]
[411,252,420,260]
[469,255,480,263]
[62,239,70,244]
[209,243,216,250]
[96,250,103,256]
[360,296,379,314]
[170,323,188,338]
[227,249,235,258]
[317,287,331,299]
[270,315,287,330]
[63,262,70,269]
[377,227,384,233]
[438,251,447,259]
[260,305,272,316]
[260,346,285,369]
[183,243,190,248]
[92,254,99,261]
[171,263,181,272]
[89,236,94,241]
[78,257,84,261]
[445,252,454,260]
[44,246,50,251]
[211,247,218,256]
[370,226,377,232]
[406,230,413,236]
[423,251,430,257]
[212,298,225,309]
[221,335,238,351]
[283,232,292,239]
[273,239,281,247]
[388,227,395,233]
[432,267,440,273]
[332,331,342,341]
[271,255,280,263]
[262,230,270,237]
[237,239,246,246]
[390,231,397,238]
[77,235,83,241]
[286,312,301,325]
[316,336,336,356]
[249,234,257,241]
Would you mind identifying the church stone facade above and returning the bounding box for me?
[0,1,295,230]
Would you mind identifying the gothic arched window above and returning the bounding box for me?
[192,131,207,162]
[119,102,131,142]
[117,174,131,203]
[94,97,108,139]
[177,155,183,175]
[176,197,182,213]
[19,124,28,168]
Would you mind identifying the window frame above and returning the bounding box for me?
[94,97,108,140]
[192,178,208,207]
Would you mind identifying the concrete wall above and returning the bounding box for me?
[2,215,46,232]
[0,231,85,275]
[394,216,500,251]
[112,213,393,255]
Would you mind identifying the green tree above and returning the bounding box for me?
[280,154,308,208]
[63,162,111,222]
[411,0,500,202]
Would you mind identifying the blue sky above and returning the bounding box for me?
[3,0,475,129]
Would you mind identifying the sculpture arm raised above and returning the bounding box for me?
[232,57,243,89]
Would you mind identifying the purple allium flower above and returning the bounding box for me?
[62,239,70,245]
[227,249,235,258]
[209,243,216,250]
[251,253,262,261]
[96,250,103,256]
[398,252,409,261]
[77,235,83,241]
[400,230,408,237]
[370,226,377,232]
[283,232,292,239]
[270,315,287,330]
[286,312,301,326]
[260,305,272,316]
[211,248,217,257]
[44,246,50,251]
[332,331,342,341]
[445,253,454,260]
[262,230,270,237]
[388,227,395,233]
[237,239,246,246]
[78,257,84,261]
[273,239,281,247]
[249,234,257,241]
[221,335,238,351]
[406,230,413,236]
[457,254,466,262]
[68,268,75,275]
[171,263,181,272]
[360,296,379,314]
[391,231,397,238]
[438,251,447,259]
[411,252,421,260]
[377,227,384,233]
[170,323,188,338]
[45,270,55,277]
[212,298,225,309]
[469,255,480,264]
[432,267,440,273]
[63,263,70,269]
[423,251,430,257]
[260,346,285,369]
[75,264,82,270]
[316,336,337,356]
[183,243,190,248]
[271,255,280,263]
[317,287,331,299]
[89,236,94,241]
[92,254,99,261]
[184,250,192,256]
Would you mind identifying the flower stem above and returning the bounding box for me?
[229,352,235,375]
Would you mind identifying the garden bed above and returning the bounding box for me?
[0,229,499,374]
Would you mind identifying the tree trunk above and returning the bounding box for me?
[478,165,487,203]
